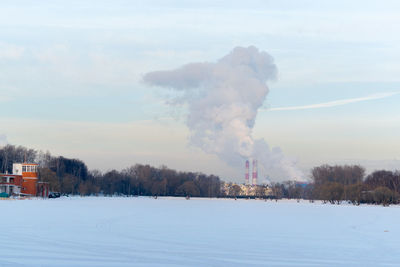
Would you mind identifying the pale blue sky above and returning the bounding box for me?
[1,1,400,181]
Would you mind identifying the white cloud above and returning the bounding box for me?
[269,92,400,111]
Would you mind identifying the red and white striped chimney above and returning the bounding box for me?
[252,159,258,185]
[245,160,249,184]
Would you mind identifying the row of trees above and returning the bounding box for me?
[1,144,399,204]
[270,165,400,206]
[312,165,400,205]
[0,144,221,197]
[39,164,221,197]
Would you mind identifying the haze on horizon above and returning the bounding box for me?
[1,0,399,182]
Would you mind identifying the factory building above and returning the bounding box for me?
[0,163,49,198]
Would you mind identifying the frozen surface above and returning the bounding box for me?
[1,197,400,266]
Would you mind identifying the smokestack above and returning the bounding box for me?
[245,160,249,184]
[252,159,258,185]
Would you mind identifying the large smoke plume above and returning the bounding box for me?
[144,46,303,182]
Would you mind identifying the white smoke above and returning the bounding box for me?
[144,46,303,181]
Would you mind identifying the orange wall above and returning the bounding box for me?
[23,172,38,178]
[22,178,38,196]
[21,170,38,196]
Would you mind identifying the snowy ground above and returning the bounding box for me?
[1,197,400,266]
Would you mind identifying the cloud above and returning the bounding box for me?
[269,92,400,111]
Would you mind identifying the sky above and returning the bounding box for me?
[1,0,400,182]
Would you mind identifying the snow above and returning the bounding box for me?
[1,197,400,266]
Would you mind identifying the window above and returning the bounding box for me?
[22,166,26,172]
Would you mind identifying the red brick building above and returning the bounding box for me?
[0,163,49,198]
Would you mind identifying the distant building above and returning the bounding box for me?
[221,182,272,197]
[0,174,23,196]
[0,163,49,198]
[13,163,39,196]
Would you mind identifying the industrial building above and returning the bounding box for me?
[0,163,49,198]
[221,182,272,198]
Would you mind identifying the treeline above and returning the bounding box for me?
[1,144,400,204]
[312,165,400,205]
[40,164,221,197]
[270,165,400,206]
[0,144,221,197]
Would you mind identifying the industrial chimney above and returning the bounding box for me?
[252,159,258,185]
[245,160,249,185]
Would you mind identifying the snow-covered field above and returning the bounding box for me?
[1,197,400,266]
